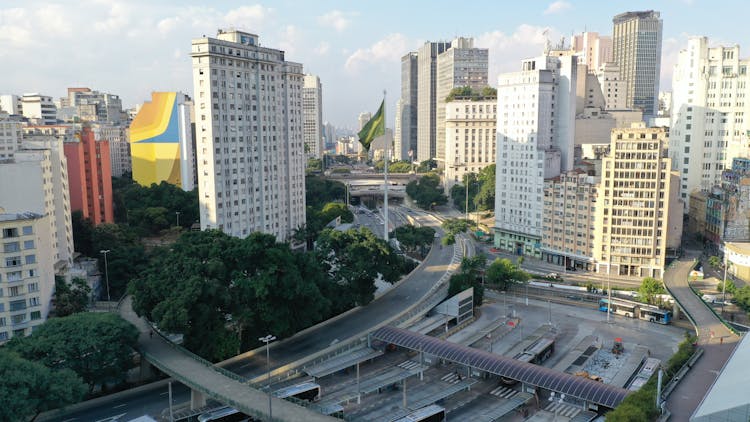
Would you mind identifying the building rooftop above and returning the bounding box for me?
[0,211,43,222]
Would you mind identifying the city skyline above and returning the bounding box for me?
[2,0,749,128]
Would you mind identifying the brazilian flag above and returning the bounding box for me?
[358,100,385,151]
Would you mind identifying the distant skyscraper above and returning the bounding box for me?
[397,52,418,160]
[130,92,194,190]
[670,36,750,208]
[94,124,131,178]
[302,75,324,159]
[191,29,306,241]
[358,112,372,131]
[435,37,489,164]
[417,41,451,162]
[64,127,114,225]
[612,10,663,118]
[494,54,578,258]
[573,32,613,71]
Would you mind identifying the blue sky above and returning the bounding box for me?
[1,1,748,128]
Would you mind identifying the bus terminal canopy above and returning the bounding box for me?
[371,326,630,409]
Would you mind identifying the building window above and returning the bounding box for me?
[22,226,32,235]
[30,311,41,320]
[23,240,34,249]
[3,242,19,253]
[25,255,35,265]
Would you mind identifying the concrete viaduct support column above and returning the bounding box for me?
[672,302,681,320]
[139,358,154,382]
[191,389,207,409]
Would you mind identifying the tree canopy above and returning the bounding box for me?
[0,350,87,422]
[391,224,435,256]
[637,277,666,305]
[406,172,447,209]
[91,223,149,300]
[53,276,91,317]
[474,164,496,211]
[484,258,529,291]
[448,255,487,307]
[7,313,138,392]
[112,176,199,234]
[445,86,497,102]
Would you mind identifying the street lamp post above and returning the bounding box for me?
[99,249,111,311]
[175,211,181,227]
[259,334,277,421]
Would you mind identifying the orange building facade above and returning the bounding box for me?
[63,126,113,225]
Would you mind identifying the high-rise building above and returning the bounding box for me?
[417,41,451,162]
[130,92,195,190]
[670,36,750,208]
[394,98,404,160]
[0,95,21,115]
[596,62,627,110]
[612,10,663,118]
[542,170,598,271]
[64,127,114,225]
[0,112,22,159]
[358,112,372,131]
[573,32,613,71]
[20,94,57,125]
[702,158,750,250]
[0,139,74,267]
[93,124,131,178]
[435,38,489,165]
[594,124,682,278]
[0,211,55,343]
[64,88,124,124]
[444,98,496,193]
[302,75,323,159]
[494,54,578,257]
[397,52,418,161]
[191,29,306,241]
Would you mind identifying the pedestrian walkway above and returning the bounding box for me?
[662,257,740,421]
[118,296,336,422]
[489,385,518,399]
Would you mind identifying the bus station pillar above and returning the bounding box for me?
[191,389,206,409]
[139,358,154,381]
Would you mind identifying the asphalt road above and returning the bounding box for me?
[53,208,456,422]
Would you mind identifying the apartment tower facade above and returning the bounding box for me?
[302,74,323,159]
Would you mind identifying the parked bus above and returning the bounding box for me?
[393,404,446,422]
[273,381,321,402]
[599,298,671,324]
[502,338,555,384]
[197,407,250,422]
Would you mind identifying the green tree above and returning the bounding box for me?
[306,158,322,172]
[637,277,665,305]
[450,173,479,212]
[733,285,750,312]
[7,313,138,392]
[708,255,721,269]
[392,225,435,256]
[53,276,91,317]
[416,159,437,173]
[447,255,487,306]
[718,279,737,294]
[442,218,470,237]
[92,224,148,300]
[71,210,94,256]
[305,175,346,209]
[0,350,87,422]
[474,164,496,211]
[406,172,447,209]
[485,258,530,290]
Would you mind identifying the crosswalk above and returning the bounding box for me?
[489,385,518,399]
[545,401,582,419]
[440,372,466,384]
[397,360,421,370]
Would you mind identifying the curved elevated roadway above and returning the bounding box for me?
[662,256,740,421]
[48,209,464,422]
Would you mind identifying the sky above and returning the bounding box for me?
[2,0,749,129]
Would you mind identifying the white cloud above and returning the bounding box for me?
[93,1,133,32]
[543,1,571,15]
[345,33,413,73]
[157,16,180,35]
[276,25,300,56]
[314,41,331,55]
[317,10,355,32]
[224,5,274,28]
[476,24,558,81]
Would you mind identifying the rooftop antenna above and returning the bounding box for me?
[543,29,551,54]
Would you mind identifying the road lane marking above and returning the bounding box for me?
[113,404,127,409]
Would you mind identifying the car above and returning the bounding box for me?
[547,272,561,280]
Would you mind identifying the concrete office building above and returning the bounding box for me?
[596,62,628,111]
[20,94,57,125]
[0,212,55,342]
[63,87,124,124]
[0,112,22,159]
[302,74,323,159]
[542,170,598,271]
[444,98,496,193]
[435,37,488,164]
[612,10,663,118]
[0,140,74,268]
[397,52,418,161]
[573,32,613,72]
[593,124,682,278]
[494,53,578,257]
[416,41,451,162]
[93,124,131,178]
[191,29,306,241]
[0,95,21,115]
[64,127,114,225]
[670,36,750,208]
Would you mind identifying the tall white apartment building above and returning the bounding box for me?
[0,112,22,159]
[20,94,57,125]
[444,98,496,192]
[0,212,55,342]
[671,36,750,208]
[596,62,627,110]
[494,54,577,257]
[593,125,682,278]
[435,37,489,164]
[573,32,613,71]
[0,141,74,268]
[302,74,323,159]
[0,95,21,115]
[93,124,131,177]
[417,41,452,162]
[612,10,663,118]
[191,29,306,241]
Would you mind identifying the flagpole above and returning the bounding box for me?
[383,89,389,242]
